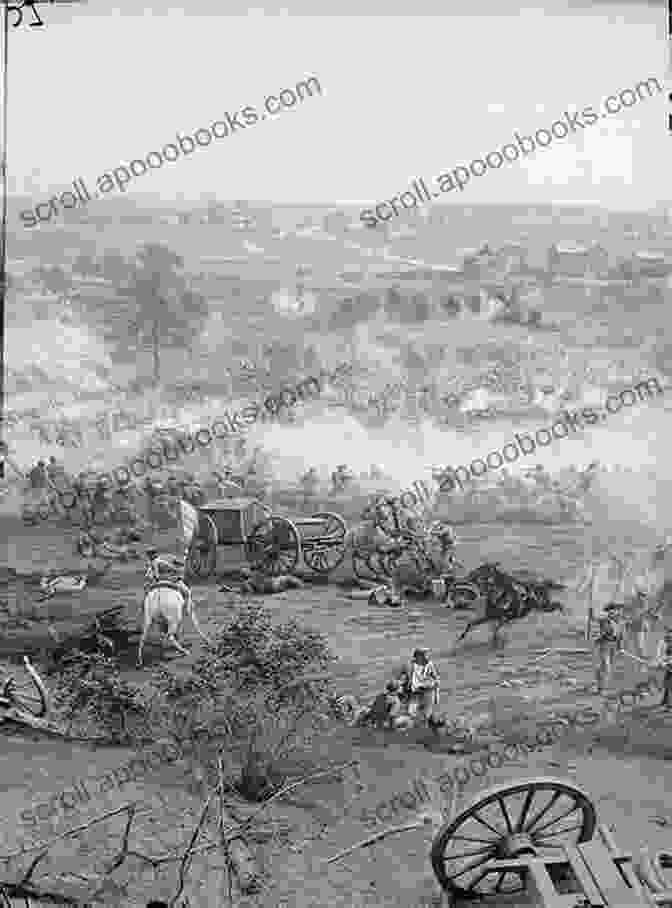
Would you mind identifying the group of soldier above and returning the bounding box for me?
[356,647,441,730]
[584,543,672,707]
[593,608,672,707]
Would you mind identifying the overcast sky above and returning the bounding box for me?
[5,0,666,209]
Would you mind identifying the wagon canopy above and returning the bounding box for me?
[178,498,199,553]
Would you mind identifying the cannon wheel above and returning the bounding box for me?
[303,512,347,574]
[246,515,300,576]
[430,777,596,900]
[187,513,218,579]
[2,657,49,717]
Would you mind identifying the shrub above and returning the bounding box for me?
[155,605,337,800]
[53,652,155,743]
[189,604,333,699]
[52,609,338,798]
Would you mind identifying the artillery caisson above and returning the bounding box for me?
[186,497,347,579]
[430,777,672,906]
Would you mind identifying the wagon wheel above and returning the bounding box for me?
[187,514,218,579]
[246,516,300,576]
[447,582,481,610]
[303,512,347,574]
[430,777,596,900]
[1,657,49,718]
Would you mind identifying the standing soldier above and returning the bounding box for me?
[594,609,623,694]
[408,648,440,723]
[655,629,672,709]
[578,553,628,642]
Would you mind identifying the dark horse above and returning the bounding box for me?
[457,562,566,647]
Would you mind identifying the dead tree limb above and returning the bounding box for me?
[224,758,359,838]
[324,820,427,865]
[170,791,218,907]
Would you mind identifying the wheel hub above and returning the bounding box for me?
[495,834,538,859]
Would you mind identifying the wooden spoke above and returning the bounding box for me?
[534,822,585,840]
[471,812,505,837]
[443,846,494,862]
[446,853,496,881]
[524,790,562,832]
[516,785,537,833]
[531,805,581,836]
[450,834,497,845]
[498,797,514,834]
[493,871,507,893]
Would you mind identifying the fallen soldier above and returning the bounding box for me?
[77,530,142,562]
[231,570,305,595]
[355,680,412,729]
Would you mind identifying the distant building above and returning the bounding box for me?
[395,267,439,281]
[231,204,255,231]
[547,243,609,278]
[323,210,348,233]
[495,242,528,274]
[630,250,672,279]
[434,265,465,281]
[75,276,113,288]
[339,270,364,282]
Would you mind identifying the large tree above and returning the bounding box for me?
[328,292,380,361]
[115,242,209,385]
[100,250,132,287]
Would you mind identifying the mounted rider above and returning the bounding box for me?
[144,548,191,606]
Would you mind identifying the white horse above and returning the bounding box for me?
[137,584,208,666]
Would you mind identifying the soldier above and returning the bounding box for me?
[408,648,440,722]
[144,548,191,606]
[594,609,623,694]
[300,467,319,508]
[356,680,404,729]
[655,629,672,709]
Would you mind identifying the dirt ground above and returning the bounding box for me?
[2,512,672,907]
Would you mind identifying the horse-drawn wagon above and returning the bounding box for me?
[186,497,348,579]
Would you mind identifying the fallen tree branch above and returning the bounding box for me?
[104,804,138,873]
[0,756,356,904]
[1,802,141,861]
[224,758,359,838]
[171,790,218,906]
[324,820,428,865]
[216,758,234,908]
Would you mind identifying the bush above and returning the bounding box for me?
[188,604,333,699]
[53,653,155,743]
[133,606,338,800]
[52,609,338,799]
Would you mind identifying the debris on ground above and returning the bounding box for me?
[49,605,140,664]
